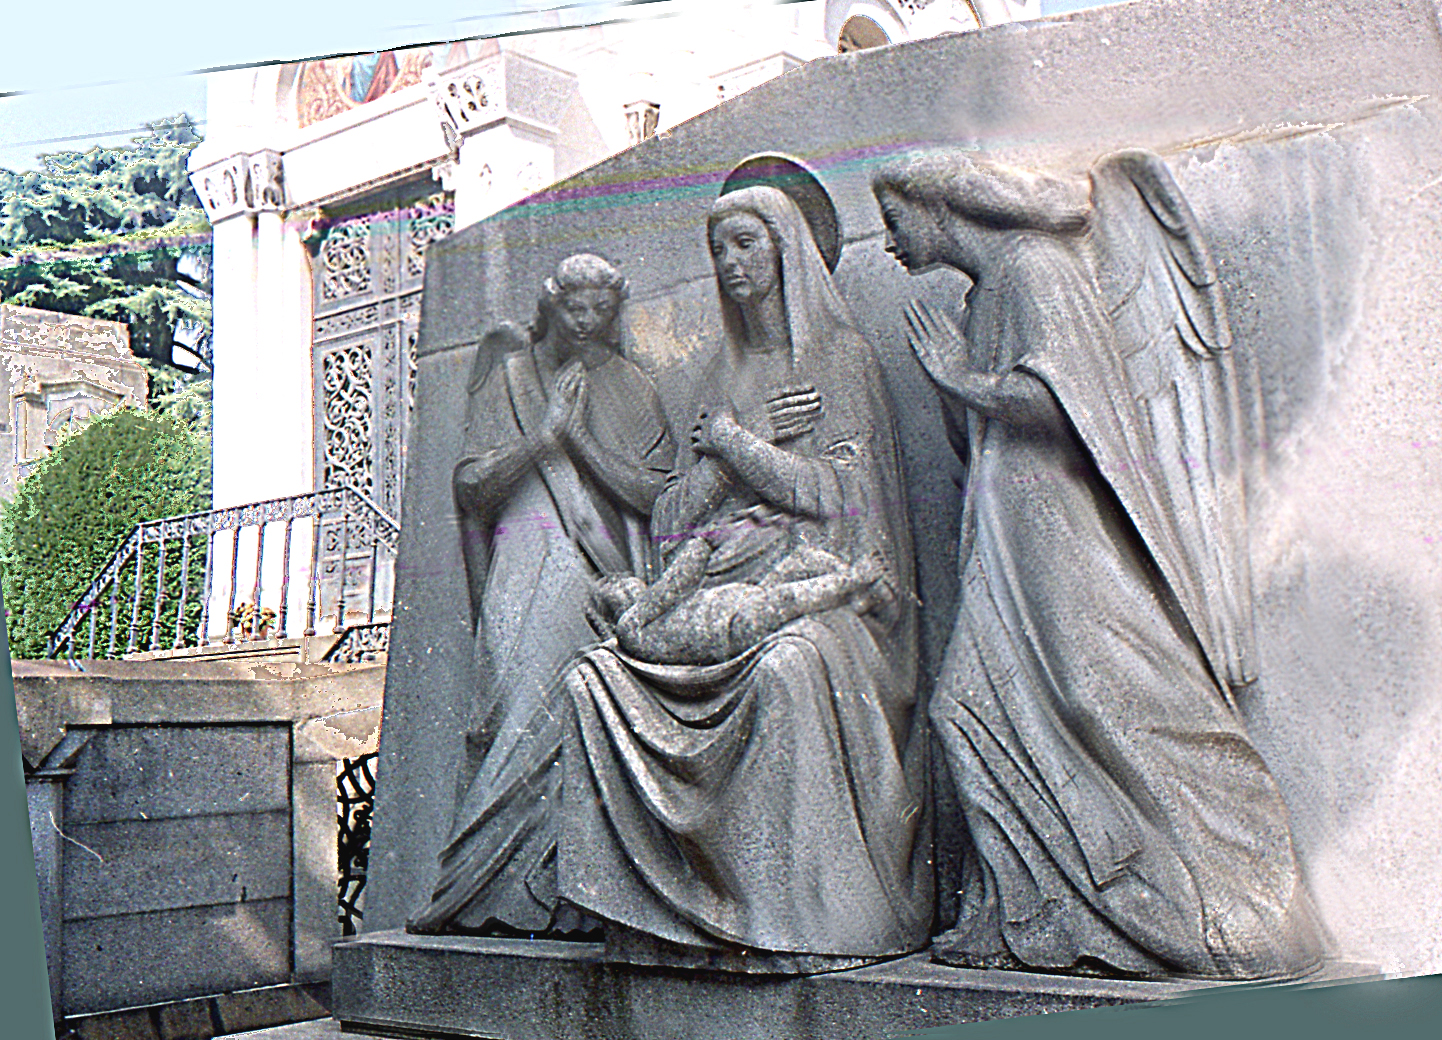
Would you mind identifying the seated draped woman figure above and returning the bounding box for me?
[557,183,933,973]
[409,253,674,937]
[871,149,1325,979]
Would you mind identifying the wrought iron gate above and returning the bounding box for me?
[311,192,454,516]
[338,752,378,935]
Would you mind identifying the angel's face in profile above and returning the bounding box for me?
[554,287,620,348]
[876,189,942,274]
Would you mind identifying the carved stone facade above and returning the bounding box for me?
[0,305,149,501]
[312,195,453,516]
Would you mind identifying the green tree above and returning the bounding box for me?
[0,114,211,369]
[0,408,211,659]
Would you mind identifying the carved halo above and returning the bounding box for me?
[720,154,842,272]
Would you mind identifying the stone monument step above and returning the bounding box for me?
[219,1021,350,1040]
[328,930,1377,1040]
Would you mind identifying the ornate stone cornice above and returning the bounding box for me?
[427,51,576,159]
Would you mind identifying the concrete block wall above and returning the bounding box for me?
[59,725,293,1015]
[15,657,384,1022]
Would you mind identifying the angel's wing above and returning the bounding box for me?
[464,320,532,394]
[459,320,533,626]
[1088,149,1256,691]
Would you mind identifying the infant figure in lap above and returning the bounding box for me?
[590,508,893,666]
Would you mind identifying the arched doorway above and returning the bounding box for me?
[837,14,893,52]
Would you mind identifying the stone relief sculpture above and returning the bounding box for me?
[870,149,1325,979]
[409,253,674,936]
[556,179,932,972]
[590,533,892,666]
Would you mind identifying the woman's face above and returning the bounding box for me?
[554,287,619,346]
[710,213,780,305]
[876,188,944,273]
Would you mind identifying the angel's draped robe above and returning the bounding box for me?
[411,345,672,934]
[931,234,1324,978]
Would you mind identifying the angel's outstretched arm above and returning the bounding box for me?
[906,301,1065,432]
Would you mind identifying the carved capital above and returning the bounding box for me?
[429,58,504,158]
[190,154,251,223]
[431,160,460,193]
[248,149,286,212]
[190,150,287,222]
[624,100,661,146]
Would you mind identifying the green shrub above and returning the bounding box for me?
[0,407,211,658]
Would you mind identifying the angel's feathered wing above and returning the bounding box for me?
[458,320,532,628]
[1088,149,1256,691]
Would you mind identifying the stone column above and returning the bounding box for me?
[192,149,319,637]
[192,154,259,511]
[195,149,314,513]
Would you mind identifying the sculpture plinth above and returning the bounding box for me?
[333,930,1288,1040]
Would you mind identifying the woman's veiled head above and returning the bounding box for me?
[707,186,857,363]
[710,209,781,306]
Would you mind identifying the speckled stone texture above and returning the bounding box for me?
[356,0,1442,1033]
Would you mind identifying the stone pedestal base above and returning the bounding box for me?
[331,930,1368,1040]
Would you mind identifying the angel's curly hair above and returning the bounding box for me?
[871,150,1090,235]
[530,253,630,345]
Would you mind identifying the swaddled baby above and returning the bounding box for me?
[590,523,892,666]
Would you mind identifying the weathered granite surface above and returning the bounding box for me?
[330,931,1379,1040]
[361,0,1442,1018]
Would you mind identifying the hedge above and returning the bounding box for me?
[1,407,210,658]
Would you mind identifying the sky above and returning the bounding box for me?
[0,0,1126,173]
[0,1,652,171]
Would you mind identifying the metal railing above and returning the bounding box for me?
[47,484,399,660]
